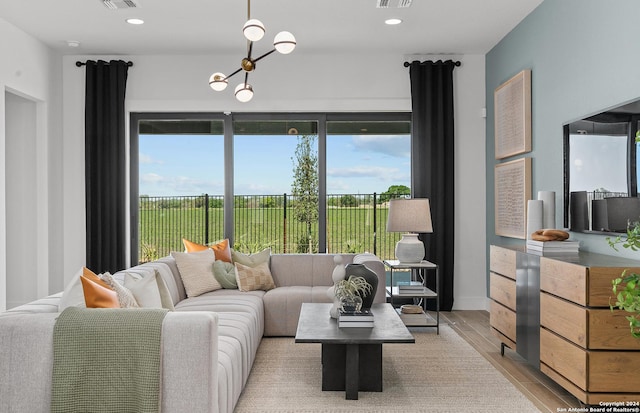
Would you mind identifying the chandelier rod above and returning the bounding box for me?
[247,0,251,20]
[252,48,277,64]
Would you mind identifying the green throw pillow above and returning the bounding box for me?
[213,260,238,289]
[231,247,271,267]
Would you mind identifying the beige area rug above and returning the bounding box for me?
[234,324,541,413]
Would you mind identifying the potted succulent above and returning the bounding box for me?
[334,275,372,313]
[607,222,640,338]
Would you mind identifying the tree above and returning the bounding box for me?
[379,184,410,203]
[291,135,319,253]
[340,194,358,207]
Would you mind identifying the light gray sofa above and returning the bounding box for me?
[0,252,385,413]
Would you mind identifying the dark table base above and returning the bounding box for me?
[321,343,382,400]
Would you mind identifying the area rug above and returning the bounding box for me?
[234,324,541,413]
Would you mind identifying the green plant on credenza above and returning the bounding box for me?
[607,222,640,338]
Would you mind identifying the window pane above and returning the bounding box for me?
[233,120,319,253]
[326,120,410,260]
[138,119,225,261]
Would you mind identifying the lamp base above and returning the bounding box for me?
[395,233,425,263]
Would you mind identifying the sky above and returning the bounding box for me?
[139,134,410,196]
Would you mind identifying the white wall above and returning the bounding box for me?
[61,52,487,309]
[0,17,61,311]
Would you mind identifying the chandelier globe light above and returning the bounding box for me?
[235,83,254,103]
[243,19,265,41]
[208,0,296,102]
[209,72,228,91]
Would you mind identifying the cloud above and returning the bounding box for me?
[350,135,410,158]
[139,153,164,165]
[328,165,406,181]
[140,173,223,195]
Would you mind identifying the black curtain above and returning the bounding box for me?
[408,60,457,311]
[83,60,130,273]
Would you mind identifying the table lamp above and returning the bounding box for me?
[386,198,433,263]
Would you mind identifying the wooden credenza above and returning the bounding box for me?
[490,245,640,405]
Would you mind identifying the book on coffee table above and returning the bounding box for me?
[338,309,374,327]
[338,319,374,328]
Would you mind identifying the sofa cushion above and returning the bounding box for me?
[171,249,221,297]
[231,248,270,267]
[101,273,139,308]
[59,267,116,311]
[262,285,333,336]
[80,273,120,308]
[213,261,238,289]
[124,271,175,310]
[234,261,275,292]
[183,238,232,263]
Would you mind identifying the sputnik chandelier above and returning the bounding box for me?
[208,0,296,103]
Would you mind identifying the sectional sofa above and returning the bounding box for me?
[0,252,385,413]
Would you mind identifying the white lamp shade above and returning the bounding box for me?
[243,19,265,42]
[209,72,228,91]
[235,83,254,102]
[386,198,433,233]
[274,31,296,54]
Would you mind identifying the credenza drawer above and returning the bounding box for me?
[489,245,516,280]
[587,309,640,350]
[540,328,587,390]
[540,258,640,307]
[540,292,587,348]
[540,258,587,305]
[541,328,640,393]
[490,272,516,310]
[490,300,516,343]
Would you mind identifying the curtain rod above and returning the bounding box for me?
[76,61,133,67]
[403,60,461,67]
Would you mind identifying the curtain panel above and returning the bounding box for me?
[408,60,457,311]
[83,60,130,273]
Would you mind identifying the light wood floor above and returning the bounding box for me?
[438,310,583,413]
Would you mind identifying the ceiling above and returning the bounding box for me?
[0,0,542,56]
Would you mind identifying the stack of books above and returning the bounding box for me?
[397,281,425,293]
[526,239,579,253]
[338,309,374,328]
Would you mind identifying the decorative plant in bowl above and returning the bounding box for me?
[607,222,640,338]
[334,275,372,312]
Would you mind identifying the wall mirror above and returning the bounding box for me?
[563,98,640,233]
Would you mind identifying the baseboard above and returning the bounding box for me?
[450,296,490,310]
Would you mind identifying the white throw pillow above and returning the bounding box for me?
[124,270,175,310]
[171,249,221,297]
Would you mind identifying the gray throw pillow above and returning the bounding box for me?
[213,260,238,289]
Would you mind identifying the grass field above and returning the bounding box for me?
[138,205,401,263]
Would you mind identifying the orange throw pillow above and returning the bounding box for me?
[182,238,232,263]
[80,268,120,308]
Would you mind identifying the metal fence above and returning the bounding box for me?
[138,193,404,263]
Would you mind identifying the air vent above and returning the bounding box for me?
[376,0,412,8]
[102,0,140,10]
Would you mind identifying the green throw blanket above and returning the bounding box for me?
[51,307,168,413]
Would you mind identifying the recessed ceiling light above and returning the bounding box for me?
[67,40,80,48]
[126,18,144,25]
[385,18,402,25]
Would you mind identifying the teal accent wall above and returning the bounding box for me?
[486,0,640,260]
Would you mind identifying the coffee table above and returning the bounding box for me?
[294,303,415,400]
